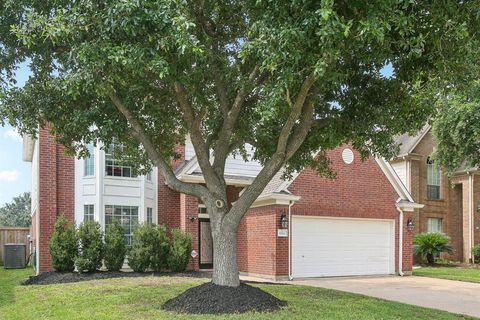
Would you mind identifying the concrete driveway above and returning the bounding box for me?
[291,276,480,318]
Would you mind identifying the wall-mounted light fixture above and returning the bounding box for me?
[477,204,480,213]
[407,218,414,232]
[188,216,198,222]
[280,212,289,229]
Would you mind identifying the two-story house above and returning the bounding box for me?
[391,125,480,262]
[24,127,422,279]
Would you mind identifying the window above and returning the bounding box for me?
[105,205,138,246]
[198,206,208,214]
[146,171,152,181]
[427,157,442,200]
[427,218,443,233]
[84,204,94,222]
[84,144,95,176]
[105,144,136,178]
[146,207,153,224]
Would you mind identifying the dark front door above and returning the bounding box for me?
[199,218,213,269]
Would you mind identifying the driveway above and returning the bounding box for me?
[291,276,480,318]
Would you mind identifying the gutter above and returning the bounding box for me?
[469,174,474,263]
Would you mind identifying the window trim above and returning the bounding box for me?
[84,144,95,177]
[427,217,443,234]
[84,204,95,222]
[426,157,442,200]
[104,144,137,178]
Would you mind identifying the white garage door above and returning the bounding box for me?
[292,216,395,278]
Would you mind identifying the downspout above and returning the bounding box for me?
[288,200,294,281]
[396,206,405,276]
[469,174,474,263]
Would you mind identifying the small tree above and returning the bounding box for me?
[75,220,104,273]
[168,229,192,272]
[104,219,127,271]
[413,232,453,265]
[49,215,78,272]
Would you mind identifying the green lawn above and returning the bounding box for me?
[0,268,475,320]
[413,265,480,283]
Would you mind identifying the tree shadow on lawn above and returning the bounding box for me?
[0,268,32,308]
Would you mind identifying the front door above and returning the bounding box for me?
[199,218,213,269]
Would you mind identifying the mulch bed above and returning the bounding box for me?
[22,270,210,285]
[162,282,287,314]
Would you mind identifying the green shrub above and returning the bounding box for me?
[413,232,453,265]
[128,224,169,272]
[472,245,480,263]
[168,228,192,272]
[75,220,104,272]
[49,215,78,272]
[104,219,127,271]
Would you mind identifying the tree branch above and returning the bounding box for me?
[173,82,223,190]
[213,65,261,175]
[108,92,209,199]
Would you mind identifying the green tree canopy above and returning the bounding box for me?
[0,192,31,227]
[1,0,478,287]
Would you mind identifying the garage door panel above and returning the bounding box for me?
[292,216,394,278]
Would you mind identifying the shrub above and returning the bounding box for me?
[472,245,480,263]
[75,220,104,272]
[104,219,127,271]
[168,228,192,272]
[413,232,453,265]
[49,215,78,272]
[128,224,169,272]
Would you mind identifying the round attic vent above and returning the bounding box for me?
[342,148,354,164]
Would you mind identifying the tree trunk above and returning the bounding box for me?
[426,253,435,265]
[210,220,240,287]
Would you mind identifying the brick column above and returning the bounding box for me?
[38,128,75,273]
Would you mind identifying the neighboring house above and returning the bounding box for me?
[391,125,480,263]
[23,128,421,279]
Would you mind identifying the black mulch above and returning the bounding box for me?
[22,270,211,285]
[162,282,287,314]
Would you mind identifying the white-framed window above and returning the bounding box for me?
[105,144,136,178]
[427,218,443,233]
[84,144,95,176]
[84,204,94,222]
[198,205,208,215]
[427,157,442,200]
[146,171,152,181]
[146,207,153,224]
[105,205,138,246]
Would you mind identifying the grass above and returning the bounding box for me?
[0,268,475,320]
[413,265,480,283]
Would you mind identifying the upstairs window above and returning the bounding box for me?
[84,204,94,222]
[427,157,441,200]
[105,143,136,178]
[146,171,152,181]
[84,144,95,176]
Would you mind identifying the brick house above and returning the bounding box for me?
[391,125,480,263]
[24,129,423,279]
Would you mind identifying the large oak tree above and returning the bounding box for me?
[1,0,477,287]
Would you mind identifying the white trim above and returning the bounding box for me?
[469,174,474,262]
[250,194,301,208]
[179,174,253,187]
[375,157,416,203]
[22,135,35,162]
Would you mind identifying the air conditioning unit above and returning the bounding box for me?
[4,243,26,269]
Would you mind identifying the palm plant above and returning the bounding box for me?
[413,232,453,265]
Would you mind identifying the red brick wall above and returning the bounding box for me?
[237,205,285,276]
[284,146,412,273]
[38,128,75,273]
[284,147,411,273]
